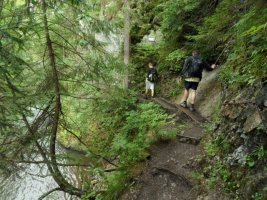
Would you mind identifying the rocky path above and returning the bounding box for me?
[121,97,206,200]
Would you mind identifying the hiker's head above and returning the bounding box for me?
[192,50,199,57]
[148,61,154,68]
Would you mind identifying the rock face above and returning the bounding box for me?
[242,174,267,200]
[212,83,267,198]
[256,81,267,130]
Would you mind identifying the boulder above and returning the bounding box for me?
[221,104,243,119]
[243,111,262,133]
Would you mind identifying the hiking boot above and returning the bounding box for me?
[189,104,195,112]
[180,101,187,108]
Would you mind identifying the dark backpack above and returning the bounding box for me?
[191,56,202,73]
[148,70,157,82]
[182,56,202,77]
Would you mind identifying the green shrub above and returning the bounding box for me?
[81,89,175,199]
[111,102,174,165]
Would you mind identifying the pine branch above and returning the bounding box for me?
[38,187,62,200]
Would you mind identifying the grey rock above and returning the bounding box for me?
[221,105,242,119]
[256,81,267,109]
[240,133,248,139]
[227,145,248,166]
[231,124,238,131]
[256,82,267,129]
[243,111,262,133]
[236,128,243,134]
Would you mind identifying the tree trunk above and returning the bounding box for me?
[123,0,130,89]
[41,0,90,198]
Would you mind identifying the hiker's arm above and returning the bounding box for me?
[211,64,216,69]
[146,69,150,79]
[146,69,151,82]
[203,60,215,71]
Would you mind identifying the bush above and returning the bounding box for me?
[112,102,174,165]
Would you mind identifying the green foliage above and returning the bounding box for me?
[159,0,200,42]
[204,161,232,188]
[244,155,256,168]
[203,132,231,157]
[130,0,163,44]
[191,0,238,49]
[252,145,265,161]
[252,192,264,200]
[256,123,265,132]
[131,0,267,93]
[102,171,129,200]
[131,42,159,76]
[201,102,239,195]
[162,48,186,71]
[154,0,200,72]
[130,42,160,89]
[192,3,267,196]
[243,145,265,168]
[133,43,159,64]
[191,171,204,181]
[1,0,267,199]
[130,0,202,93]
[111,102,173,165]
[0,0,133,198]
[157,128,177,140]
[158,76,184,98]
[79,91,174,198]
[165,49,186,64]
[201,155,242,197]
[218,5,267,87]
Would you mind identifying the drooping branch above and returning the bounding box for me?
[22,113,55,176]
[38,187,62,200]
[4,158,94,167]
[41,0,89,197]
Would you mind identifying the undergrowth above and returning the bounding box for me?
[82,90,177,200]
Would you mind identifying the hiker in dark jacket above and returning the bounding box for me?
[145,61,158,98]
[180,50,216,111]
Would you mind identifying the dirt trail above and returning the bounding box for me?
[120,69,226,200]
[121,97,205,200]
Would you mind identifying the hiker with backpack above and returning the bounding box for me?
[180,50,216,111]
[145,61,158,98]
